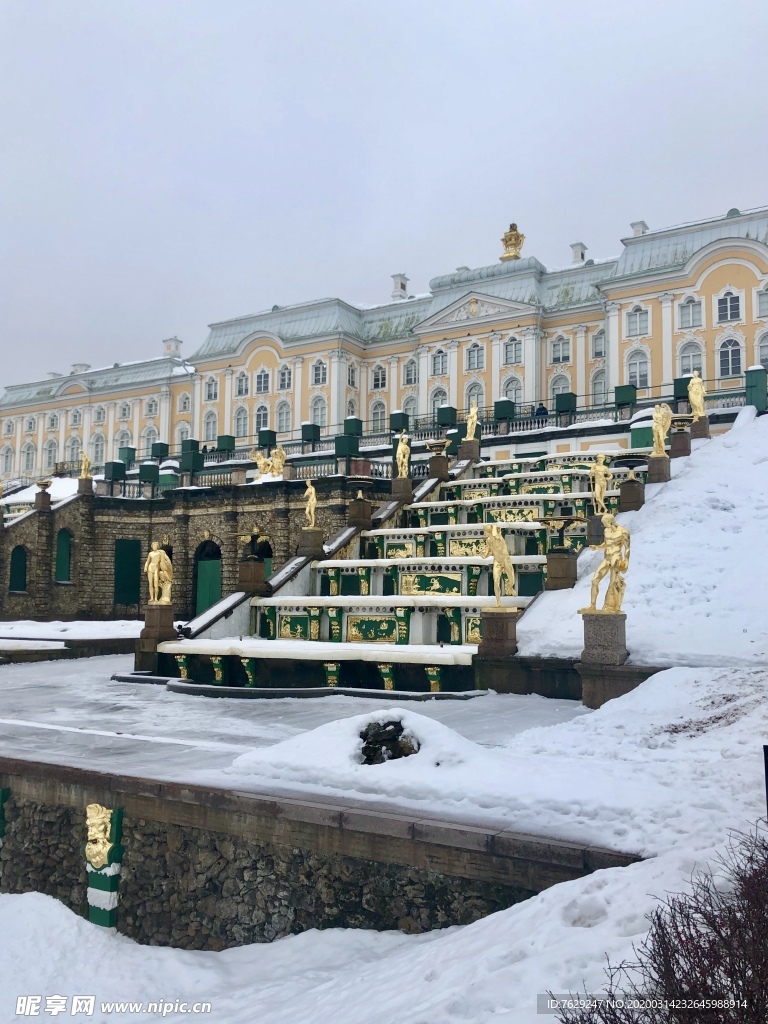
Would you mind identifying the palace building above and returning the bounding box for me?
[2,205,768,483]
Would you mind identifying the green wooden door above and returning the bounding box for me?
[9,546,27,592]
[114,539,141,606]
[196,558,221,615]
[55,530,71,582]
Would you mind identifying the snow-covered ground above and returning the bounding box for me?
[1,477,82,505]
[0,619,142,640]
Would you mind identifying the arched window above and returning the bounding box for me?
[277,401,291,433]
[679,297,702,329]
[310,395,327,427]
[278,365,292,390]
[431,388,448,418]
[371,364,387,390]
[503,376,522,404]
[255,405,269,431]
[680,342,702,376]
[43,439,58,471]
[178,393,190,413]
[719,338,741,377]
[114,429,132,453]
[466,343,484,371]
[55,529,72,583]
[346,399,357,419]
[70,409,82,426]
[177,423,190,446]
[119,403,131,420]
[21,442,35,473]
[759,334,768,370]
[205,377,219,401]
[25,416,36,433]
[93,406,106,425]
[717,291,740,323]
[91,434,105,465]
[371,401,387,432]
[402,396,417,421]
[47,413,58,430]
[235,372,249,397]
[404,359,418,385]
[626,305,649,337]
[504,337,522,364]
[432,350,447,376]
[312,361,327,386]
[550,375,569,404]
[466,382,484,410]
[142,426,158,456]
[592,371,608,406]
[145,398,159,417]
[203,411,218,442]
[627,350,649,388]
[1,446,13,475]
[255,369,270,394]
[65,436,81,463]
[234,407,248,438]
[9,546,27,592]
[347,364,358,388]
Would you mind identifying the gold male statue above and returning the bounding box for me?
[482,523,518,605]
[465,399,479,442]
[270,445,287,476]
[79,451,92,480]
[395,430,410,479]
[687,370,706,422]
[589,454,613,514]
[85,803,114,870]
[144,541,174,604]
[304,479,317,529]
[579,513,630,614]
[651,403,672,458]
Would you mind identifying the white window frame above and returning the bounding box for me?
[278,366,292,390]
[310,395,327,427]
[466,343,485,371]
[43,439,58,470]
[234,406,249,438]
[627,349,649,389]
[254,405,269,431]
[276,401,291,433]
[432,350,447,376]
[312,361,327,386]
[591,330,605,359]
[347,364,358,389]
[22,442,36,473]
[591,370,608,407]
[504,338,522,365]
[145,398,158,417]
[679,342,703,376]
[403,360,418,386]
[371,364,387,390]
[503,376,522,404]
[178,393,191,413]
[714,288,742,325]
[25,417,36,433]
[430,387,448,418]
[551,337,570,364]
[203,411,218,442]
[47,413,58,431]
[119,403,131,420]
[626,305,649,338]
[235,372,249,398]
[759,333,768,369]
[93,406,106,425]
[718,338,742,378]
[678,297,703,330]
[402,395,417,421]
[91,434,105,465]
[755,287,768,320]
[550,375,570,404]
[370,401,387,432]
[254,369,270,394]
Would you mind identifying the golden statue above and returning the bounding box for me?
[589,454,613,514]
[482,523,518,605]
[270,445,287,476]
[465,399,479,442]
[579,513,630,614]
[651,403,672,458]
[79,450,92,479]
[500,222,525,261]
[85,803,114,870]
[687,370,706,422]
[304,479,317,529]
[144,540,173,604]
[395,430,411,479]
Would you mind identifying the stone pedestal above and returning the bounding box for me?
[34,490,51,511]
[230,467,248,486]
[77,477,93,496]
[348,457,371,477]
[297,527,325,559]
[391,477,413,503]
[282,464,296,480]
[670,429,691,459]
[586,514,605,547]
[428,454,451,482]
[477,609,521,657]
[458,438,481,463]
[690,415,710,440]
[646,454,671,483]
[136,604,177,673]
[238,559,271,595]
[544,549,578,590]
[619,478,645,512]
[580,612,628,667]
[347,495,373,529]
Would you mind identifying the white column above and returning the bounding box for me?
[447,341,459,407]
[15,418,23,476]
[417,346,428,415]
[82,406,91,464]
[659,292,674,387]
[132,399,141,455]
[605,301,622,391]
[489,332,502,401]
[575,325,586,402]
[293,357,304,431]
[192,374,202,440]
[329,351,341,433]
[224,369,233,435]
[522,327,538,406]
[159,386,170,444]
[36,414,45,477]
[106,403,116,460]
[389,355,399,414]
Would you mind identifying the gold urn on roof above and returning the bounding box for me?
[500,222,525,261]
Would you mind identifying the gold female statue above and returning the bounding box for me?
[304,479,317,528]
[687,370,706,421]
[465,400,479,441]
[144,541,173,604]
[651,403,672,457]
[395,431,411,478]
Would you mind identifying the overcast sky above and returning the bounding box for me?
[1,0,767,387]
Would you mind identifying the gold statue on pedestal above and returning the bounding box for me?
[482,523,518,605]
[249,445,288,478]
[79,451,92,480]
[589,454,613,514]
[500,223,525,261]
[270,445,287,476]
[579,513,630,614]
[144,541,173,604]
[651,403,672,458]
[304,479,317,529]
[395,430,411,478]
[465,400,479,442]
[687,370,707,422]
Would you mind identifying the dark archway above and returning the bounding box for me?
[9,546,27,593]
[194,539,222,616]
[254,536,273,577]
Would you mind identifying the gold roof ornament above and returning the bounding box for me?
[500,222,525,261]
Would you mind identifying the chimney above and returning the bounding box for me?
[570,242,587,264]
[391,273,409,302]
[630,220,649,237]
[70,363,91,375]
[163,336,183,358]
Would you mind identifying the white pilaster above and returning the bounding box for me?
[417,346,428,415]
[36,414,45,477]
[389,355,399,412]
[224,369,233,435]
[659,292,674,387]
[15,418,22,476]
[82,406,91,464]
[489,332,502,401]
[575,325,586,402]
[58,409,66,465]
[329,351,341,433]
[447,341,459,407]
[192,375,202,440]
[132,400,141,455]
[522,327,538,406]
[159,386,170,444]
[605,301,622,391]
[293,357,304,431]
[106,403,116,460]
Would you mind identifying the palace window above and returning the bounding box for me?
[550,375,570,403]
[431,388,448,418]
[312,361,327,386]
[432,350,447,376]
[277,401,291,433]
[592,330,605,358]
[255,405,269,431]
[177,424,190,445]
[466,343,484,371]
[626,306,649,337]
[25,417,36,432]
[255,370,269,394]
[758,290,768,318]
[504,338,522,364]
[203,410,218,442]
[371,401,387,432]
[627,350,649,388]
[680,342,703,376]
[310,395,327,427]
[234,407,248,438]
[402,396,417,421]
[759,335,768,370]
[719,338,741,377]
[503,377,522,404]
[371,364,387,390]
[466,383,484,414]
[551,337,570,364]
[119,403,131,420]
[178,393,191,413]
[278,366,292,390]
[235,372,249,397]
[92,434,105,465]
[592,371,608,406]
[346,399,357,419]
[347,364,357,388]
[205,377,219,402]
[4,420,14,436]
[146,398,158,417]
[70,409,82,426]
[142,426,158,455]
[47,413,58,430]
[114,429,132,453]
[679,298,702,329]
[43,439,57,470]
[65,437,80,463]
[93,406,106,424]
[404,359,418,385]
[2,446,13,474]
[718,291,740,323]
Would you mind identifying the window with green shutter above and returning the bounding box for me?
[113,539,141,606]
[9,546,27,592]
[55,529,72,583]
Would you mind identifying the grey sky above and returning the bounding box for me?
[1,0,767,387]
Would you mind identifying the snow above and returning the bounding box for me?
[0,619,142,640]
[1,477,81,505]
[0,639,65,651]
[517,406,768,666]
